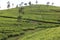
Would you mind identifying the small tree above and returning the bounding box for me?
[7,1,10,8]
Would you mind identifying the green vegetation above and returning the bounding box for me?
[0,5,60,40]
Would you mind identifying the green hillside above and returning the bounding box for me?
[0,5,60,40]
[19,27,60,40]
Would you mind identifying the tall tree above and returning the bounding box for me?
[28,1,31,6]
[36,0,38,4]
[52,2,54,5]
[19,2,24,7]
[17,6,24,23]
[46,2,50,6]
[16,4,18,8]
[12,3,14,7]
[24,3,27,6]
[7,1,10,8]
[0,6,1,8]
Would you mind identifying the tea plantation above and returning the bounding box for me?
[0,5,60,40]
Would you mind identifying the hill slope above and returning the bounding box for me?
[0,5,60,40]
[19,27,60,40]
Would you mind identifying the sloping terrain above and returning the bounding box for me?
[0,5,60,40]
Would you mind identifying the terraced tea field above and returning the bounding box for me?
[0,5,60,40]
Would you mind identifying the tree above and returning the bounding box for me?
[17,7,24,22]
[0,6,1,8]
[24,3,27,6]
[7,1,10,8]
[19,2,24,7]
[16,4,18,8]
[36,0,38,4]
[17,2,24,26]
[46,2,50,6]
[12,3,14,7]
[52,2,54,5]
[19,7,24,14]
[28,1,31,6]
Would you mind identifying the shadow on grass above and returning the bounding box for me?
[35,25,60,28]
[0,16,17,19]
[24,18,60,24]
